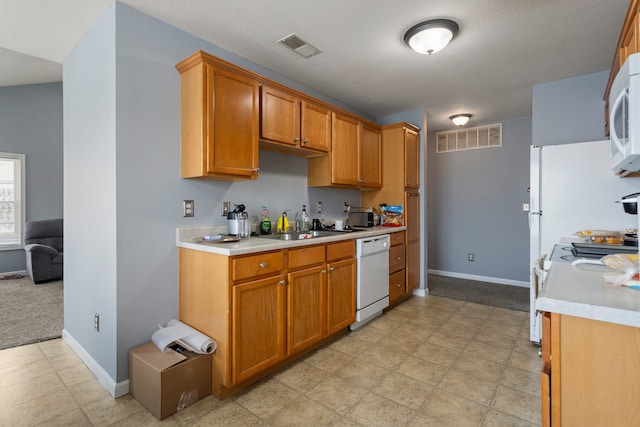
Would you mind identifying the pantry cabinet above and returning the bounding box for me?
[260,85,331,154]
[405,191,420,294]
[360,122,422,306]
[178,239,355,399]
[176,51,260,180]
[541,311,640,426]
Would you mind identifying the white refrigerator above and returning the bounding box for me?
[529,140,640,342]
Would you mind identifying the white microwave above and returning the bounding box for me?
[610,53,640,175]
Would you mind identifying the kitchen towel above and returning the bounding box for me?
[151,319,217,354]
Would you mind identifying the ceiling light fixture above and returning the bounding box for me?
[404,19,459,55]
[450,114,472,127]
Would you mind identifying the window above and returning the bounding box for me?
[0,153,25,249]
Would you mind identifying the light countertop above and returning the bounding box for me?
[176,225,405,256]
[536,261,640,328]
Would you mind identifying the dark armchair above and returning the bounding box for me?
[24,219,63,284]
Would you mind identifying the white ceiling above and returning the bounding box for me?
[0,0,629,130]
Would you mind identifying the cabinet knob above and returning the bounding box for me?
[279,280,286,285]
[395,283,402,287]
[259,262,267,269]
[322,269,327,274]
[397,257,402,260]
[254,168,260,172]
[294,137,300,142]
[329,267,335,272]
[303,138,309,144]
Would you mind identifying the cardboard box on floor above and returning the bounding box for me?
[129,341,211,420]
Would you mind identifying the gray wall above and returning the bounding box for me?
[427,117,532,283]
[532,70,609,146]
[0,83,63,273]
[64,1,363,386]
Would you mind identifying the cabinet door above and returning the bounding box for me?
[405,192,420,292]
[207,66,259,178]
[389,269,406,306]
[405,128,420,189]
[360,124,382,188]
[232,275,286,384]
[331,112,361,186]
[287,265,327,354]
[260,85,300,147]
[301,101,331,152]
[327,258,356,334]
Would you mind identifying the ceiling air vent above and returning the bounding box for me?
[278,33,321,58]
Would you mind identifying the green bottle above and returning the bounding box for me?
[260,206,271,234]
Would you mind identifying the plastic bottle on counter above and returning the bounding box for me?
[301,205,310,231]
[260,206,271,234]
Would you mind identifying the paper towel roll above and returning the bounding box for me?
[151,319,217,354]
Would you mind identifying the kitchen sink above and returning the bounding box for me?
[256,230,336,240]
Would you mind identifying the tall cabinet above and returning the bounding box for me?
[361,122,421,305]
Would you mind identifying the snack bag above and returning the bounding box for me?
[381,204,403,227]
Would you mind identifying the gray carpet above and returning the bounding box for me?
[0,276,63,350]
[428,274,529,312]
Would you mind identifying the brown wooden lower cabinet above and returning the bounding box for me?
[541,311,640,425]
[179,239,355,399]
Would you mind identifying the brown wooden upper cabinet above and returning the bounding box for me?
[405,126,420,189]
[308,113,382,189]
[360,123,383,189]
[260,85,330,154]
[176,51,260,180]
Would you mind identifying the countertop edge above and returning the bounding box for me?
[176,226,405,256]
[535,296,640,328]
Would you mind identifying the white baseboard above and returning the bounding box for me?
[412,288,427,297]
[427,269,529,288]
[1,269,27,277]
[62,329,129,398]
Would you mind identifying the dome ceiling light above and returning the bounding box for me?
[450,114,472,127]
[404,19,459,55]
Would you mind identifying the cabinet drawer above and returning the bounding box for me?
[327,240,355,261]
[389,244,406,273]
[288,245,325,270]
[389,270,406,303]
[233,252,284,281]
[390,231,405,246]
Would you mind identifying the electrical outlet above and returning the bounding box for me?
[183,200,194,217]
[222,201,231,216]
[316,201,323,214]
[94,313,100,331]
[522,203,530,212]
[468,253,475,262]
[343,202,351,212]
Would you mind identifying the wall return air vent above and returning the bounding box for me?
[436,123,502,153]
[278,33,322,58]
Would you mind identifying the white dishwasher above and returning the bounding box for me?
[350,234,390,330]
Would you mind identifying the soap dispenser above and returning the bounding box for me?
[260,206,271,234]
[301,205,310,231]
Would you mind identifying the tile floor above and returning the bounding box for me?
[0,295,542,426]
